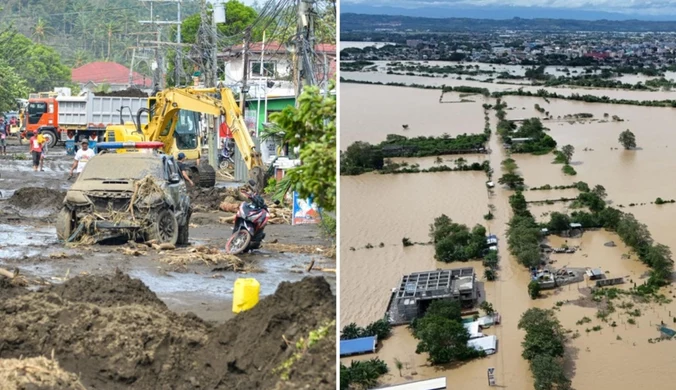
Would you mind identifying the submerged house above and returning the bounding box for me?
[386,268,478,325]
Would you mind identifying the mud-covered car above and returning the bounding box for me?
[56,152,191,245]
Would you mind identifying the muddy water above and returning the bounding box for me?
[390,155,489,170]
[340,171,487,325]
[340,83,489,149]
[341,80,676,389]
[343,70,676,101]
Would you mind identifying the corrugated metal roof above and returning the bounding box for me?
[339,336,377,356]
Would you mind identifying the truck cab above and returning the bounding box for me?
[24,97,59,146]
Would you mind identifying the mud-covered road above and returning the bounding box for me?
[0,138,336,323]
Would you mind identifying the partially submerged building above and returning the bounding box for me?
[339,336,378,357]
[375,377,447,390]
[386,268,478,325]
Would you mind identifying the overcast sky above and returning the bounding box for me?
[340,0,676,17]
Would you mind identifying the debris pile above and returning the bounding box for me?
[93,88,148,97]
[0,357,86,390]
[0,272,336,389]
[9,187,65,212]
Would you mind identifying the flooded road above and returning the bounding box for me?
[0,140,335,324]
[341,77,676,389]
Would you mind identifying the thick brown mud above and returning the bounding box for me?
[0,273,335,390]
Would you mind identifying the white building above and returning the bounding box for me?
[219,42,336,90]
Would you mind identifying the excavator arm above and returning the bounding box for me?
[143,87,265,191]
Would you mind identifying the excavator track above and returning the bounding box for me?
[192,163,216,188]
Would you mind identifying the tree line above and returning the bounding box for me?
[506,176,674,291]
[341,133,489,176]
[518,308,571,390]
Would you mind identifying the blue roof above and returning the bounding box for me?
[340,336,377,356]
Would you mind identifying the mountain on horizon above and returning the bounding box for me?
[340,4,676,22]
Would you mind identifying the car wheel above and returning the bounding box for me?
[56,207,74,241]
[146,208,179,245]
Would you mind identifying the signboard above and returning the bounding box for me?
[487,367,496,386]
[292,192,321,225]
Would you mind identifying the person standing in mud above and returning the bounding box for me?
[29,132,43,171]
[177,152,194,186]
[37,133,47,171]
[69,139,95,179]
[0,118,7,156]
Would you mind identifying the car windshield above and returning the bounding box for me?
[79,157,164,180]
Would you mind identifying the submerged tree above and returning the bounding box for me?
[560,144,575,164]
[618,129,637,149]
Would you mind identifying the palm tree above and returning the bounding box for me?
[394,358,404,377]
[32,18,52,43]
[73,50,90,68]
[99,21,122,61]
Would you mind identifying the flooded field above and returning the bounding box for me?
[340,83,489,148]
[343,70,676,101]
[341,73,676,389]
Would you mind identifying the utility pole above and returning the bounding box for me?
[295,0,316,101]
[175,0,182,86]
[139,0,182,89]
[239,31,250,111]
[210,1,218,87]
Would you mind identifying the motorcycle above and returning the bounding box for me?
[225,180,279,254]
[218,139,235,170]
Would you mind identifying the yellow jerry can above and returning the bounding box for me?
[232,278,260,313]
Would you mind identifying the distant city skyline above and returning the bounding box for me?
[341,0,676,20]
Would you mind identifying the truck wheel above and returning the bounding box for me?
[42,129,59,148]
[146,208,179,245]
[56,207,74,241]
[194,163,216,188]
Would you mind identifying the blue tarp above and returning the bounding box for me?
[660,326,676,338]
[340,336,377,357]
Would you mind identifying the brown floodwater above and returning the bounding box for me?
[340,83,489,149]
[341,77,676,389]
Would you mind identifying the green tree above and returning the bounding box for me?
[31,18,52,44]
[179,1,261,45]
[645,243,674,286]
[340,358,388,390]
[0,30,72,92]
[480,301,495,316]
[498,173,525,190]
[501,158,518,173]
[340,323,361,340]
[560,144,574,164]
[618,129,637,149]
[430,215,487,262]
[530,354,572,390]
[528,280,541,299]
[0,60,29,113]
[340,141,384,175]
[548,212,571,232]
[393,358,403,377]
[518,308,565,359]
[269,83,336,211]
[455,157,467,169]
[592,184,607,198]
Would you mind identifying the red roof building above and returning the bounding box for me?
[72,62,152,87]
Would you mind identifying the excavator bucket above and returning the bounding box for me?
[249,166,266,193]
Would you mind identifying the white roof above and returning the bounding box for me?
[468,335,497,355]
[464,321,482,339]
[375,377,447,390]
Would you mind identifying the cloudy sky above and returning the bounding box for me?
[341,0,676,17]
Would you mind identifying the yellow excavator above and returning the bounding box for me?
[104,86,265,190]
